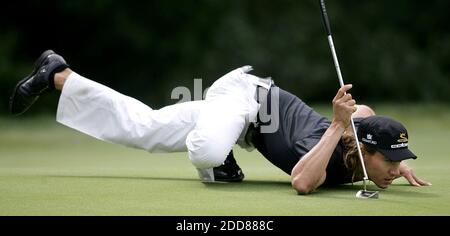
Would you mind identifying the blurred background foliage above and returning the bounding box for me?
[1,0,449,115]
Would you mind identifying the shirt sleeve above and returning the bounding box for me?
[293,136,321,158]
[292,125,328,158]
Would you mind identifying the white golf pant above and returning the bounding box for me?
[57,66,269,172]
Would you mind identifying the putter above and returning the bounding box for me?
[319,0,378,199]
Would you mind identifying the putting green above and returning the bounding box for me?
[0,104,449,215]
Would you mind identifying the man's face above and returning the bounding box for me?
[365,151,401,189]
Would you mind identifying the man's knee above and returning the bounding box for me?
[186,131,232,169]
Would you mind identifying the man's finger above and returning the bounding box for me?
[334,93,353,106]
[413,175,432,186]
[334,84,352,100]
[404,173,421,187]
[346,99,356,106]
[335,94,351,104]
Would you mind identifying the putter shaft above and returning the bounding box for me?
[326,35,369,182]
[319,0,372,198]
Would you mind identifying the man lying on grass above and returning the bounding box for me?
[10,50,431,194]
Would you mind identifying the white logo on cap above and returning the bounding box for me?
[362,133,377,145]
[391,143,408,149]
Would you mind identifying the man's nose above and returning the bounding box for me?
[389,164,400,177]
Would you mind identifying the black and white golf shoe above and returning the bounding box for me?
[9,50,69,115]
[213,150,245,182]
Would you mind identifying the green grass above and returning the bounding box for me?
[1,104,449,215]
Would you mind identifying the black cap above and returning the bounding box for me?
[357,115,417,161]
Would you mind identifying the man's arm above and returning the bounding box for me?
[290,122,346,194]
[291,84,356,194]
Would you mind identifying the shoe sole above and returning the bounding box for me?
[214,177,245,182]
[9,50,55,115]
[214,173,245,182]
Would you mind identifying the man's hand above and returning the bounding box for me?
[332,84,356,129]
[399,162,432,187]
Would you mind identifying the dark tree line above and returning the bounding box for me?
[1,0,449,114]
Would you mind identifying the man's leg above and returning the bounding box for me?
[57,70,245,181]
[10,50,247,181]
[186,66,260,182]
[10,50,202,152]
[56,71,205,152]
[54,69,71,90]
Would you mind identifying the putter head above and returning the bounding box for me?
[356,190,379,199]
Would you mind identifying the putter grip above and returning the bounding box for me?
[319,0,332,36]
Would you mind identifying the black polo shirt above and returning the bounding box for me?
[251,86,359,186]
